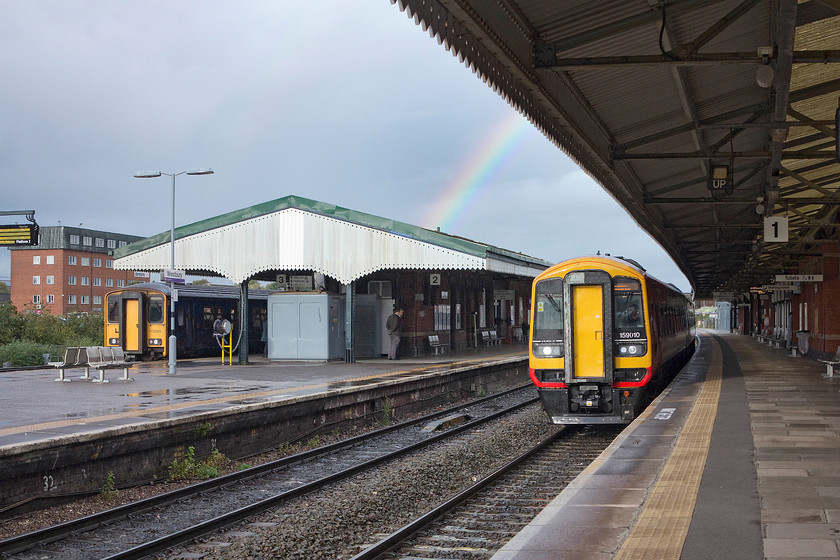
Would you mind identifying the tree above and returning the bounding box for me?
[192,279,210,286]
[0,302,23,345]
[0,281,9,294]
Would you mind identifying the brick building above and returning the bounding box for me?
[10,226,144,315]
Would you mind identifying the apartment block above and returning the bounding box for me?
[10,226,145,315]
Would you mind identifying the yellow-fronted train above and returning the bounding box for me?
[529,255,696,424]
[104,283,270,361]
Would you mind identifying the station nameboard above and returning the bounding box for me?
[0,224,38,246]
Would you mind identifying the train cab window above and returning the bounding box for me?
[613,277,647,355]
[107,294,120,323]
[533,278,564,358]
[148,295,165,324]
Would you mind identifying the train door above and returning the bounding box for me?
[564,270,614,382]
[571,285,604,378]
[124,298,141,352]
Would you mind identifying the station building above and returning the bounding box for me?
[112,195,551,362]
[9,226,144,315]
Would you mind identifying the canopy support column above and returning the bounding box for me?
[345,281,355,363]
[239,280,249,365]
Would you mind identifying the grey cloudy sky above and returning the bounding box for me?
[0,1,690,293]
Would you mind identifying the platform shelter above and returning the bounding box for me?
[113,195,550,363]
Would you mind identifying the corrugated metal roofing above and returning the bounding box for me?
[113,195,551,285]
[396,0,840,297]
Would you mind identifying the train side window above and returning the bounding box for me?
[533,278,563,341]
[148,295,165,324]
[107,294,120,323]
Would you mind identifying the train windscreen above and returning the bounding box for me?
[148,295,165,323]
[533,277,564,357]
[107,294,120,323]
[613,277,647,355]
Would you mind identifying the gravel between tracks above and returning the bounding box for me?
[163,406,558,560]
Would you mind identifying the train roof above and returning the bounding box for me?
[537,255,691,301]
[110,282,273,301]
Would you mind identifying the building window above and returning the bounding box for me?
[46,255,54,265]
[95,238,104,247]
[81,257,90,266]
[83,236,92,246]
[119,241,127,247]
[68,295,77,304]
[33,276,40,285]
[106,278,114,287]
[47,294,54,304]
[33,295,41,304]
[107,239,116,249]
[68,275,77,285]
[93,295,102,305]
[68,256,77,265]
[69,235,79,244]
[117,279,125,287]
[33,256,41,265]
[81,295,90,305]
[106,259,114,268]
[93,258,102,267]
[93,277,101,287]
[46,275,54,285]
[81,276,89,286]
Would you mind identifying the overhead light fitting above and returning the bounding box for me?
[756,46,774,88]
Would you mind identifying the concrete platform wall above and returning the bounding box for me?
[0,359,527,515]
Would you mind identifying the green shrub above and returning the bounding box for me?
[168,446,230,481]
[0,307,105,366]
[100,471,118,499]
[0,341,59,366]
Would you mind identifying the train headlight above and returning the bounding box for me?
[617,342,646,356]
[108,338,119,345]
[533,343,563,358]
[148,338,162,346]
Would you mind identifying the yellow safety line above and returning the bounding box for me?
[614,336,722,559]
[0,353,526,438]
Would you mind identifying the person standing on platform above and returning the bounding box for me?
[386,307,404,360]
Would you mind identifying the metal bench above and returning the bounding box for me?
[85,346,134,383]
[428,335,447,355]
[818,346,840,378]
[51,347,88,382]
[489,331,501,345]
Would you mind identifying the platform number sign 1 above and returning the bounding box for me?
[764,216,789,243]
[430,273,441,286]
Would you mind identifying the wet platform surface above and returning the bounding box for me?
[491,330,840,560]
[0,344,528,451]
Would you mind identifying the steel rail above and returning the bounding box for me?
[0,383,534,557]
[348,426,569,560]
[100,394,539,560]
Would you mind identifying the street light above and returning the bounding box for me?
[133,168,214,375]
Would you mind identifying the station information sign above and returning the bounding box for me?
[775,274,822,282]
[0,224,38,246]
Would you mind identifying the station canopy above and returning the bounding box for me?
[392,0,840,297]
[112,195,551,285]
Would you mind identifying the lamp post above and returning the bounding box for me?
[133,168,214,375]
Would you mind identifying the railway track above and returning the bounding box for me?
[0,385,542,560]
[351,424,621,559]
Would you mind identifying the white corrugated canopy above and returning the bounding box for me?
[113,196,549,284]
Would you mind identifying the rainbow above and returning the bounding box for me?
[422,111,534,232]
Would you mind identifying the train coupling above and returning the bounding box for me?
[569,384,613,413]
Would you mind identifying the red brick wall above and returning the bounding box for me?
[10,249,137,316]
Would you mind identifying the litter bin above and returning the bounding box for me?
[796,330,810,355]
